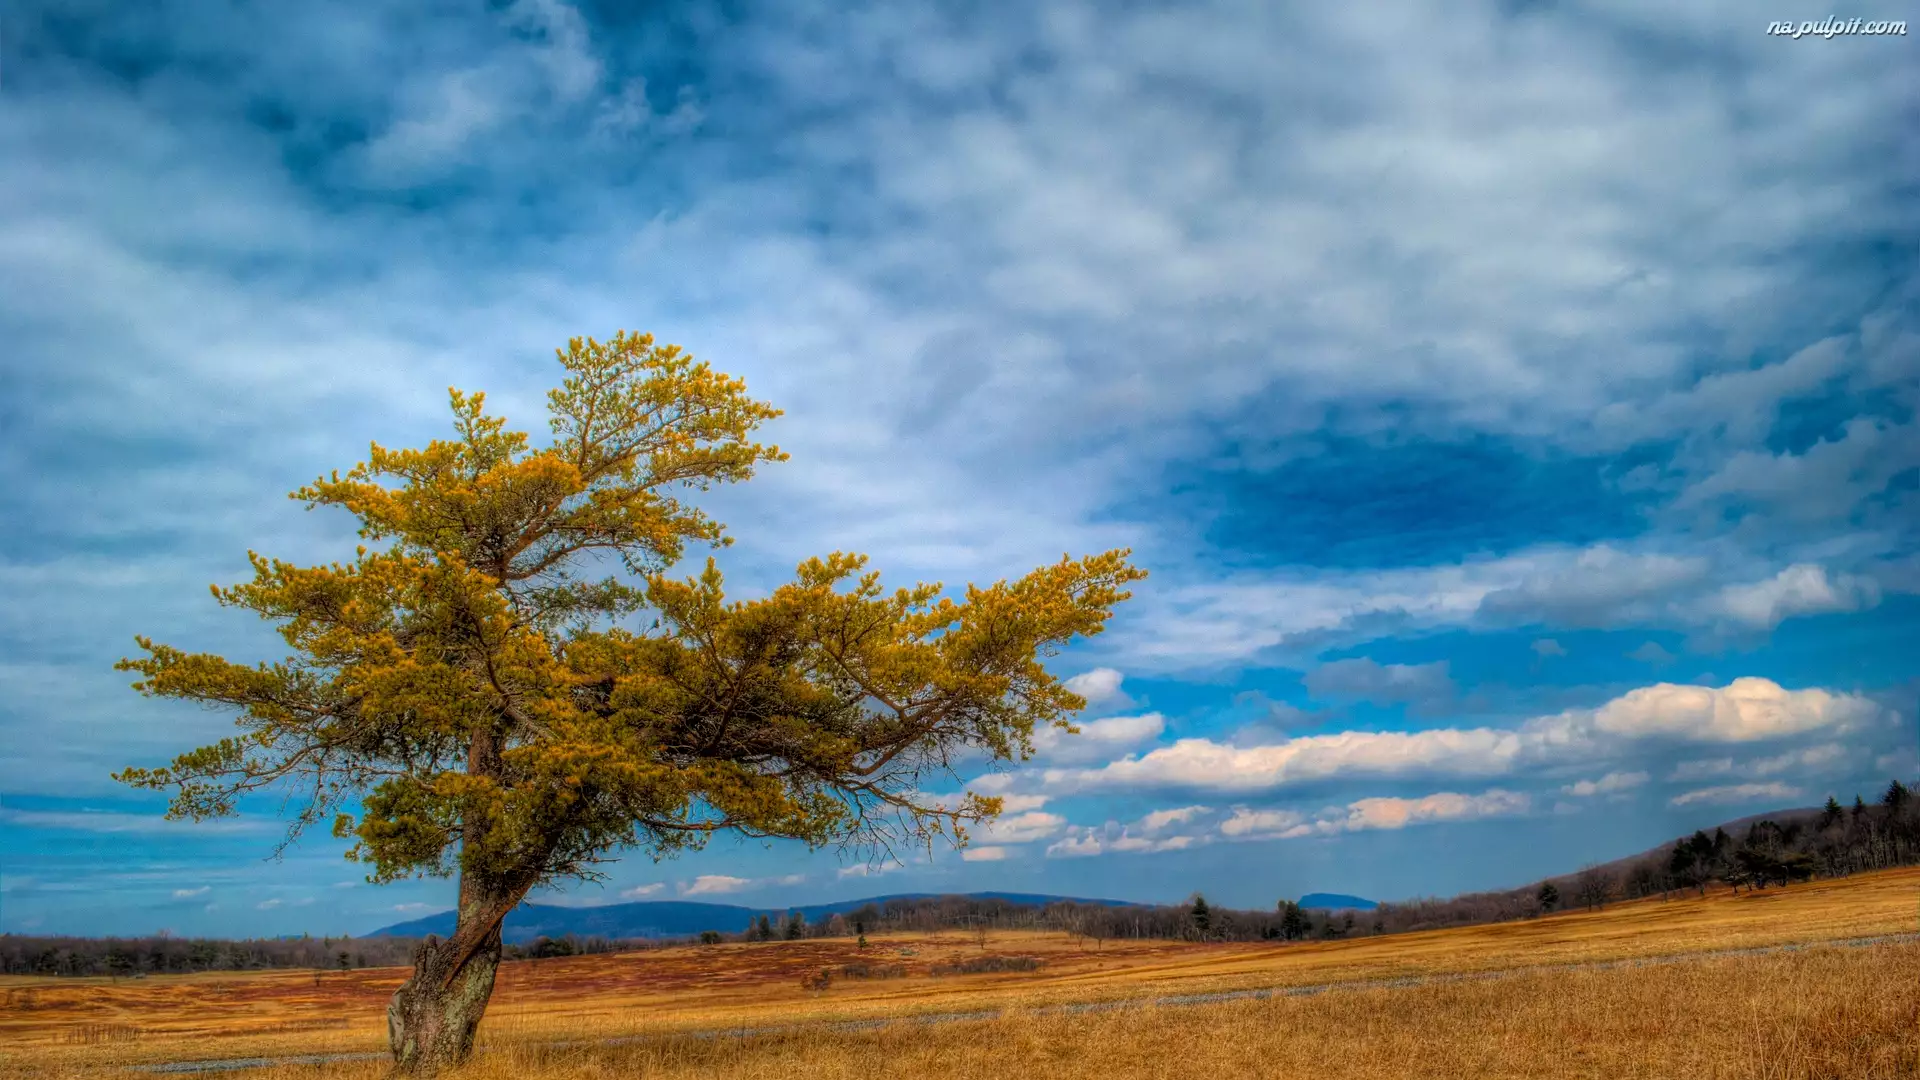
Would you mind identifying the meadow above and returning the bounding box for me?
[2,866,1915,1078]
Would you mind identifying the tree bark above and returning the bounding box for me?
[387,725,523,1073]
[386,887,515,1074]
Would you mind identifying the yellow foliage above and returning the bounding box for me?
[115,329,1144,919]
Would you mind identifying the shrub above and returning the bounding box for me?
[931,955,1043,976]
[837,961,907,979]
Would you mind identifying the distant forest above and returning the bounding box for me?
[4,778,1911,977]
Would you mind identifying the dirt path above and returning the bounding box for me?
[134,932,1920,1074]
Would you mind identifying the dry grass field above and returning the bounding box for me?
[2,865,1916,1078]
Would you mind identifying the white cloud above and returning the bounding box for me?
[255,898,282,910]
[1708,564,1880,629]
[1062,667,1129,708]
[679,872,800,895]
[618,883,665,900]
[960,845,1009,862]
[171,886,210,899]
[1046,827,1198,859]
[1026,679,1880,795]
[1139,805,1211,832]
[681,875,754,896]
[1670,781,1804,807]
[1532,638,1567,658]
[1046,804,1211,858]
[975,810,1068,845]
[1588,678,1873,743]
[1560,771,1649,797]
[1332,790,1532,833]
[1218,808,1307,838]
[1038,726,1526,794]
[837,862,908,880]
[392,903,434,913]
[1031,712,1166,763]
[1045,833,1106,859]
[1220,789,1530,840]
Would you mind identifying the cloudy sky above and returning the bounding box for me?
[2,1,1915,938]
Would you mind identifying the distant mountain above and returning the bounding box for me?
[363,890,1142,944]
[1298,893,1377,911]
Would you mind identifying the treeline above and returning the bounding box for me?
[0,932,422,977]
[0,928,693,976]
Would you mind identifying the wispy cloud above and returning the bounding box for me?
[1222,789,1532,840]
[0,808,272,836]
[1670,782,1804,808]
[1560,771,1650,798]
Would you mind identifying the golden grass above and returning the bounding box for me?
[7,942,1916,1080]
[2,865,1916,1077]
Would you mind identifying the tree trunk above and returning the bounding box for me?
[386,903,509,1074]
[387,722,520,1073]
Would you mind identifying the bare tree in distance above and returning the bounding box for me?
[1573,864,1615,912]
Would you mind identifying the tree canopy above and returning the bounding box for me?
[113,332,1144,1071]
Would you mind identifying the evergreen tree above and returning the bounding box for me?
[784,911,806,941]
[1276,900,1309,941]
[1885,779,1912,816]
[111,332,1144,1074]
[1820,796,1845,829]
[1189,894,1212,939]
[1537,882,1560,912]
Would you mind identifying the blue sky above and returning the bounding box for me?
[1,0,1915,939]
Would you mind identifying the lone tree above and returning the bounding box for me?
[112,333,1144,1074]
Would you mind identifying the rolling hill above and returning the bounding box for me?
[363,891,1141,944]
[1298,893,1377,911]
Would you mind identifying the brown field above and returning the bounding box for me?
[2,865,1916,1078]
